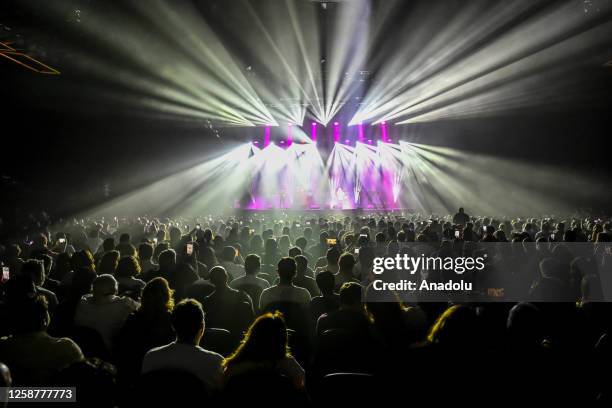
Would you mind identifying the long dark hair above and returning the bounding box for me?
[223,312,290,368]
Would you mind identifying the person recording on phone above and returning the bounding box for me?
[219,246,244,280]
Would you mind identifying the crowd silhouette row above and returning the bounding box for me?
[0,208,611,406]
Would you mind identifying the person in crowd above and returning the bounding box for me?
[262,238,281,268]
[74,274,139,350]
[334,252,359,291]
[201,266,254,336]
[294,237,314,266]
[223,311,305,390]
[249,235,264,257]
[309,271,341,324]
[314,247,340,275]
[0,362,10,408]
[98,250,120,276]
[4,244,24,275]
[138,242,158,274]
[117,277,175,383]
[229,254,270,304]
[316,282,369,336]
[35,254,60,295]
[141,248,176,282]
[428,305,480,350]
[115,256,146,297]
[293,255,319,297]
[48,267,97,337]
[260,258,311,310]
[142,299,224,392]
[0,296,84,384]
[219,246,244,280]
[453,207,470,226]
[21,259,58,313]
[85,227,103,254]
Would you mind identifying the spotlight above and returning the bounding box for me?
[311,122,317,126]
[381,121,387,125]
[253,141,259,145]
[344,139,350,143]
[368,139,372,144]
[334,122,339,126]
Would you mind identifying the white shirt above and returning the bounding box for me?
[142,342,224,390]
[259,284,311,310]
[230,275,270,290]
[74,294,139,349]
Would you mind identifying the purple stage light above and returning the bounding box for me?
[368,139,372,144]
[264,126,271,147]
[287,123,293,146]
[381,121,389,143]
[358,122,365,143]
[333,122,341,143]
[253,140,259,145]
[345,139,350,144]
[311,121,317,142]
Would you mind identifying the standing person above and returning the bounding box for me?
[453,207,470,226]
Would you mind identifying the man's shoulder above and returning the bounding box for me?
[144,342,176,358]
[194,346,224,362]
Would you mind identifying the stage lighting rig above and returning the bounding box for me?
[0,41,60,74]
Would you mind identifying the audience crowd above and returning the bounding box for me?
[0,208,611,406]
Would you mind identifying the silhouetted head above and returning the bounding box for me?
[277,257,297,284]
[92,274,118,298]
[326,247,340,267]
[339,282,362,308]
[171,299,205,344]
[221,246,237,263]
[158,249,177,271]
[141,277,174,315]
[138,242,154,261]
[294,255,308,275]
[428,305,479,349]
[288,246,302,258]
[507,302,543,347]
[223,311,290,367]
[116,255,141,279]
[209,266,229,287]
[339,252,356,273]
[244,254,261,276]
[316,271,335,296]
[21,259,45,287]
